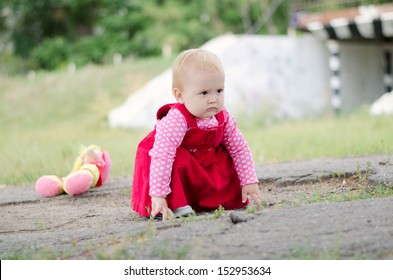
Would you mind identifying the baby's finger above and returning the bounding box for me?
[251,192,261,203]
[162,209,168,221]
[241,188,248,203]
[162,208,174,221]
[151,205,159,218]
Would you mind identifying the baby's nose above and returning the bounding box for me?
[209,96,217,103]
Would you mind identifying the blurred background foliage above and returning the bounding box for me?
[1,0,392,73]
[0,0,292,73]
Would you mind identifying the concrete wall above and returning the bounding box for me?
[339,41,392,111]
[219,35,332,121]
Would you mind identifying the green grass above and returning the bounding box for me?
[0,56,173,185]
[283,241,367,260]
[241,110,393,163]
[299,183,393,206]
[1,56,393,185]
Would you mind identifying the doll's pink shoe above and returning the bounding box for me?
[35,175,64,197]
[63,170,93,196]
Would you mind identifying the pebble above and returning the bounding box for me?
[230,212,249,224]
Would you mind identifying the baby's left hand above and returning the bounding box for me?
[241,183,261,203]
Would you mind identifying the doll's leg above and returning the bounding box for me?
[35,175,65,197]
[63,164,99,195]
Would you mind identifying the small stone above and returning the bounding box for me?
[230,212,249,224]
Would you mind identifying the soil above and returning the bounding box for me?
[1,154,393,259]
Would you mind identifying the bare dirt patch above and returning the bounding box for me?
[0,174,368,235]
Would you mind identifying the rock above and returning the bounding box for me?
[230,211,249,224]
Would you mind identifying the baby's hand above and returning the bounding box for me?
[241,183,261,203]
[151,196,174,221]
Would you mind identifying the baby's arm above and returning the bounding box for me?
[149,109,187,221]
[149,108,187,197]
[151,196,174,221]
[222,110,259,187]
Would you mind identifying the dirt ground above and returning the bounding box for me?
[1,155,393,259]
[1,177,360,233]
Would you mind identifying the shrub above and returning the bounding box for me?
[31,37,70,70]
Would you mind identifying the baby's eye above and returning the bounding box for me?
[217,89,224,93]
[200,91,208,95]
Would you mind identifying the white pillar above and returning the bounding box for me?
[326,40,341,112]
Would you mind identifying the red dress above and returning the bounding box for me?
[131,103,248,217]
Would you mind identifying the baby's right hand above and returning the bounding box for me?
[151,196,174,221]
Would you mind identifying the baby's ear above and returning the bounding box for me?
[173,88,184,103]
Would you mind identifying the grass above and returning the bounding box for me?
[298,183,393,207]
[241,110,393,163]
[283,241,367,260]
[312,184,393,203]
[0,56,173,185]
[1,56,393,185]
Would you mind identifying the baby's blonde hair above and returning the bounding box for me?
[172,49,224,90]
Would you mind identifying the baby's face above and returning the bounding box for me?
[178,67,225,119]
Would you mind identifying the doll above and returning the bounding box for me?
[35,145,111,197]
